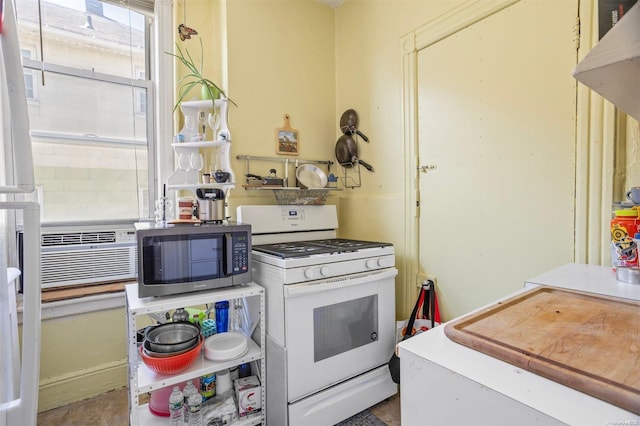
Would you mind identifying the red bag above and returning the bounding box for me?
[389,280,440,384]
[397,280,440,337]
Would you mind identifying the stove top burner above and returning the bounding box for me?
[252,238,392,259]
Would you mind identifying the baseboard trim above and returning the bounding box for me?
[38,359,128,412]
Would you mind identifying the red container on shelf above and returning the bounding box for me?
[139,336,203,375]
[610,207,640,269]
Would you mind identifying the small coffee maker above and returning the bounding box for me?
[196,188,225,223]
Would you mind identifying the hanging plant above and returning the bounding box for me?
[166,38,238,112]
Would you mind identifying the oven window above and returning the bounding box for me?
[313,295,378,362]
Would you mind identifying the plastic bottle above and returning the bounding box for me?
[188,392,203,426]
[229,300,242,333]
[215,301,229,333]
[182,380,198,424]
[168,386,184,426]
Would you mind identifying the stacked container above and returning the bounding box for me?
[610,207,640,269]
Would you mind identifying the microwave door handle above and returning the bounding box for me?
[224,233,233,276]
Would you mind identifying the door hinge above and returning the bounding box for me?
[573,16,580,50]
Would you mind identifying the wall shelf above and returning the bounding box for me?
[236,155,337,189]
[165,99,235,220]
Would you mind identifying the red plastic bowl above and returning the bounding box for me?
[140,335,203,375]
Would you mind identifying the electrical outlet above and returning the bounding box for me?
[416,274,437,288]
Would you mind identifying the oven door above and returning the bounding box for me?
[283,268,397,402]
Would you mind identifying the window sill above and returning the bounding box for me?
[17,282,134,322]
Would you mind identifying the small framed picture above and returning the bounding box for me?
[276,114,299,156]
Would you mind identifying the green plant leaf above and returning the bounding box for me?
[166,41,238,111]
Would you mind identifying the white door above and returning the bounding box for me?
[418,0,578,320]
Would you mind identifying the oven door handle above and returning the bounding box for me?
[284,268,398,298]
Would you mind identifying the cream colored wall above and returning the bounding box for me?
[624,117,640,191]
[333,0,467,317]
[35,308,128,411]
[331,0,621,320]
[224,0,337,211]
[35,0,337,412]
[37,0,618,412]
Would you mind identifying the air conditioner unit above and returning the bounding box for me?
[18,224,138,290]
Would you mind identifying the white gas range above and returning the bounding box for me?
[237,205,398,426]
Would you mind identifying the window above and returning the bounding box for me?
[135,67,146,115]
[20,47,37,101]
[16,0,155,224]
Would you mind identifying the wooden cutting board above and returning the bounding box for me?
[444,286,640,414]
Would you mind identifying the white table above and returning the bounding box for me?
[398,263,640,426]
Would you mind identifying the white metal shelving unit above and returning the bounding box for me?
[125,283,265,426]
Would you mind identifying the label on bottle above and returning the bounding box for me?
[611,220,639,268]
[200,373,216,401]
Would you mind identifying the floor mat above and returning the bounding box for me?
[334,409,387,426]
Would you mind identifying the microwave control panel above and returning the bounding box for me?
[230,232,250,274]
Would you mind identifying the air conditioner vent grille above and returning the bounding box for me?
[42,231,117,247]
[39,247,137,287]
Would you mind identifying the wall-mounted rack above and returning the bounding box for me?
[339,162,363,189]
[236,155,336,189]
[336,133,372,189]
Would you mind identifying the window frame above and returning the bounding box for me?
[18,6,157,225]
[20,46,38,101]
[9,0,173,313]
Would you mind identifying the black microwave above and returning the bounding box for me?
[135,222,251,297]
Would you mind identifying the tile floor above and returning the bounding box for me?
[36,387,401,426]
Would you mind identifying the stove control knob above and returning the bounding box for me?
[377,257,393,268]
[320,266,330,276]
[304,268,316,279]
[366,257,393,269]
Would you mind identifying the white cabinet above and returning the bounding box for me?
[126,283,265,426]
[398,264,640,425]
[166,99,235,197]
